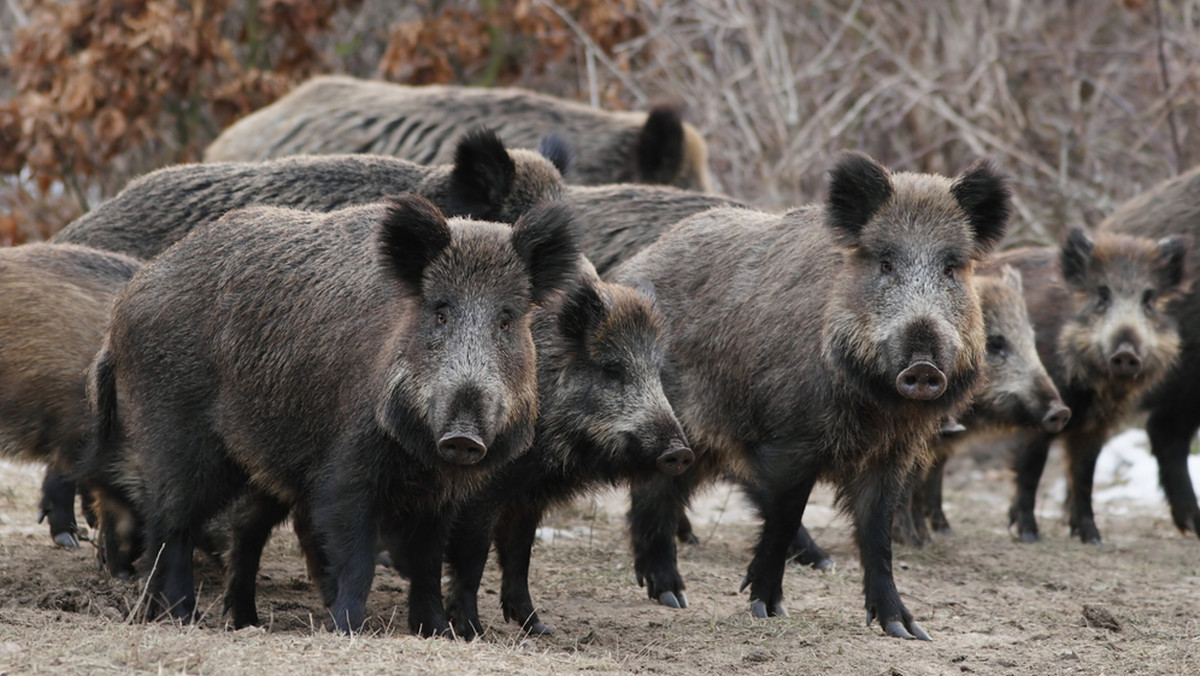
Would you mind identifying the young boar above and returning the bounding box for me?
[53,129,565,260]
[611,152,1011,640]
[995,227,1189,544]
[203,75,712,192]
[1098,166,1200,537]
[0,243,141,547]
[893,265,1071,546]
[439,277,693,638]
[84,194,579,635]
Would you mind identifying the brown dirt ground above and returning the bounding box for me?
[1,442,1198,676]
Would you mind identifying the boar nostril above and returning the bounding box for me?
[656,447,695,476]
[1108,346,1142,379]
[1042,404,1071,433]
[437,433,487,465]
[896,361,947,401]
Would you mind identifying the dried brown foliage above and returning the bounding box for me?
[3,0,1199,247]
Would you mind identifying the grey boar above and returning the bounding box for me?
[995,227,1189,544]
[565,183,748,275]
[53,129,565,260]
[0,243,141,547]
[893,265,1071,546]
[1098,166,1200,538]
[438,276,693,638]
[203,75,712,192]
[83,194,579,635]
[610,152,1012,640]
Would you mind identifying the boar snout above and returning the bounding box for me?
[896,360,947,400]
[1108,342,1143,379]
[437,430,488,465]
[656,445,695,476]
[1042,403,1071,434]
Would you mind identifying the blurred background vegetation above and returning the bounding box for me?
[1,0,1197,247]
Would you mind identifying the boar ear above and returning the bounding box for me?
[448,128,517,220]
[558,279,608,349]
[1059,226,1095,288]
[825,151,893,247]
[637,105,686,185]
[538,134,572,176]
[377,193,453,293]
[951,158,1012,257]
[1155,234,1191,290]
[998,264,1024,294]
[510,200,580,304]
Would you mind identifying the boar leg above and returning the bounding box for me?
[1145,403,1200,537]
[850,463,930,641]
[38,469,80,548]
[743,483,832,569]
[316,475,379,634]
[629,471,698,609]
[445,507,502,639]
[1008,428,1051,542]
[739,471,817,619]
[382,511,453,638]
[921,455,952,534]
[494,503,554,635]
[291,501,334,605]
[1063,426,1107,544]
[891,469,928,547]
[141,522,197,622]
[223,492,292,628]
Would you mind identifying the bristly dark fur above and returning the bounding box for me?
[376,194,453,293]
[825,151,894,246]
[509,201,581,304]
[950,158,1012,256]
[448,128,517,218]
[538,134,572,176]
[637,106,686,185]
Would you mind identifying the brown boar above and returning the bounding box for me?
[203,75,712,191]
[82,194,579,635]
[995,227,1189,544]
[0,243,141,547]
[53,129,564,260]
[894,265,1071,546]
[1098,166,1200,537]
[610,152,1012,640]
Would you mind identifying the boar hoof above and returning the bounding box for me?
[52,530,80,549]
[524,620,554,636]
[749,599,787,618]
[884,619,931,641]
[657,591,687,609]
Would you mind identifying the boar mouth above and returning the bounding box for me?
[895,359,948,401]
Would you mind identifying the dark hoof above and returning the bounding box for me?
[749,599,787,618]
[811,557,834,571]
[524,621,554,636]
[1018,531,1040,543]
[657,591,687,609]
[884,619,931,641]
[677,531,700,546]
[375,551,393,568]
[53,531,80,549]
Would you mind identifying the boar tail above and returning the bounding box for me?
[88,346,121,460]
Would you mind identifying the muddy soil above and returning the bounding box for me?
[1,442,1197,675]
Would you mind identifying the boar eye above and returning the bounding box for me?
[986,334,1008,358]
[1095,286,1111,310]
[435,311,448,325]
[601,363,624,381]
[880,260,893,274]
[943,264,956,277]
[1142,289,1157,307]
